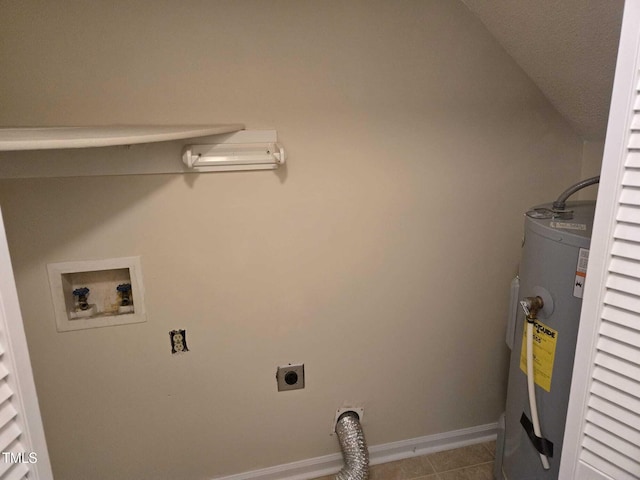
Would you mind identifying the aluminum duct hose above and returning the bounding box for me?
[335,412,369,480]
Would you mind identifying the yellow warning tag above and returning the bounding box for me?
[519,320,558,392]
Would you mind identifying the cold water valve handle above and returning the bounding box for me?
[72,287,90,311]
[117,283,132,306]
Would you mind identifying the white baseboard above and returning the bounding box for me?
[213,422,498,480]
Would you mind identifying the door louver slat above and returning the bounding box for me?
[579,96,640,477]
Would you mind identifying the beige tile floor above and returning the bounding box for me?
[311,441,496,480]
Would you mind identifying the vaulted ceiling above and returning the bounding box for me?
[462,0,625,141]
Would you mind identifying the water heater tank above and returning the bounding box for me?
[496,200,596,479]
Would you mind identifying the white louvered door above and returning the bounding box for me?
[560,1,640,479]
[0,208,52,480]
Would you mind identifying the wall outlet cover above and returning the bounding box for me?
[170,329,189,354]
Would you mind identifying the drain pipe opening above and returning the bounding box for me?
[335,411,369,480]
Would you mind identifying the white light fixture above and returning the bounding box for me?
[182,142,285,172]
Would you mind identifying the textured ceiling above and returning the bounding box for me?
[462,0,625,141]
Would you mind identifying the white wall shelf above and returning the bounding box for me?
[0,124,245,151]
[0,126,284,178]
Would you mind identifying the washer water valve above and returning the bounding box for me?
[116,283,134,314]
[117,283,132,306]
[73,287,90,311]
[70,287,98,318]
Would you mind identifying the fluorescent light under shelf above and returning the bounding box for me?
[182,142,285,172]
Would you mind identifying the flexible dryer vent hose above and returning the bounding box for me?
[335,412,369,480]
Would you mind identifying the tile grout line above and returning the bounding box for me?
[425,452,437,479]
[481,441,496,458]
[422,441,496,479]
[435,460,495,474]
[312,441,497,480]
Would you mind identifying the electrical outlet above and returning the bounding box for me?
[276,363,304,391]
[170,329,189,354]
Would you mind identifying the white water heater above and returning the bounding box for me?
[495,199,596,480]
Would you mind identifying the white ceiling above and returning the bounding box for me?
[461,0,625,141]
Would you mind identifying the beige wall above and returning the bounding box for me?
[0,1,583,479]
[578,140,605,201]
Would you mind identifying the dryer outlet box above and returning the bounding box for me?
[276,364,304,391]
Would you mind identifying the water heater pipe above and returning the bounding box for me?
[520,296,550,470]
[552,175,600,211]
[335,411,369,480]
